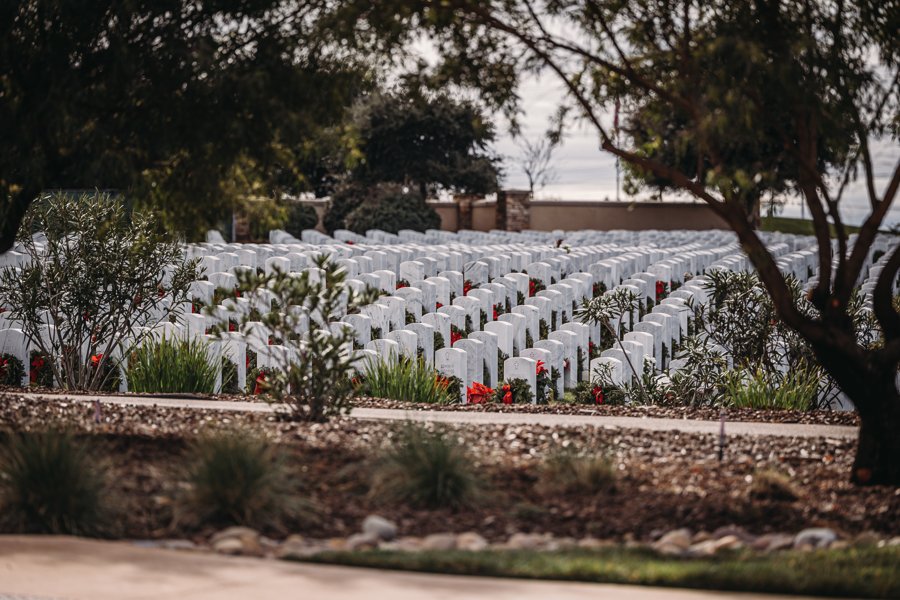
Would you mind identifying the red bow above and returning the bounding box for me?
[253,371,267,395]
[536,360,547,375]
[592,386,604,405]
[502,383,513,404]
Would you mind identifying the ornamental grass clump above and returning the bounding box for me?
[749,469,800,502]
[370,423,482,510]
[178,432,306,531]
[537,448,616,496]
[126,336,218,394]
[723,364,821,411]
[0,430,110,535]
[355,357,452,404]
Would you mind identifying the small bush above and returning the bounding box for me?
[323,184,365,234]
[179,432,304,530]
[283,202,319,237]
[537,449,616,496]
[344,184,440,234]
[355,358,452,404]
[749,469,799,502]
[0,354,25,386]
[0,430,109,535]
[127,336,218,394]
[370,423,482,509]
[723,365,820,411]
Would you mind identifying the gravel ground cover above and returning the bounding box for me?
[0,396,892,545]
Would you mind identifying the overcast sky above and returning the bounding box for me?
[493,73,900,227]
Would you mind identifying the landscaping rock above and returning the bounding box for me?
[887,537,900,547]
[277,535,323,559]
[751,533,794,553]
[505,532,551,551]
[456,532,489,552]
[362,515,398,541]
[711,525,755,544]
[712,535,744,552]
[577,537,616,550]
[421,533,457,551]
[653,528,692,555]
[794,527,837,549]
[345,532,380,551]
[853,531,880,546]
[209,527,263,556]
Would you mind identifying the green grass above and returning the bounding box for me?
[294,546,900,598]
[126,335,218,394]
[761,216,861,237]
[369,423,482,509]
[0,430,110,535]
[355,357,452,404]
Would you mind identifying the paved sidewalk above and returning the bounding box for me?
[15,392,858,438]
[0,536,826,600]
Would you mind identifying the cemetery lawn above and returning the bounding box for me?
[298,546,900,598]
[761,216,862,237]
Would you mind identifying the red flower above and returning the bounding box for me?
[536,360,547,375]
[435,375,450,390]
[463,280,474,296]
[90,354,102,367]
[501,383,513,404]
[529,280,536,297]
[592,386,604,405]
[253,371,267,395]
[451,330,462,345]
[467,382,494,404]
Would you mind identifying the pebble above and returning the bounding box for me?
[362,515,398,541]
[794,527,837,549]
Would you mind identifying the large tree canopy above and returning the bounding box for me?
[0,0,369,245]
[340,0,900,484]
[349,88,501,198]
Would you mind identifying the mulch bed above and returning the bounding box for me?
[0,396,891,545]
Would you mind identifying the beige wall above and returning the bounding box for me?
[430,199,728,232]
[528,201,728,231]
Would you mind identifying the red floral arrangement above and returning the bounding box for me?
[536,360,548,376]
[591,385,605,404]
[528,277,546,297]
[29,354,46,385]
[463,279,474,296]
[450,325,465,345]
[655,280,668,302]
[500,383,513,404]
[397,279,410,289]
[467,382,494,404]
[253,370,267,395]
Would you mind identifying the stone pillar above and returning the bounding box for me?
[497,189,531,232]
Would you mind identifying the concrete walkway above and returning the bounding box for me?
[15,392,858,438]
[0,536,825,600]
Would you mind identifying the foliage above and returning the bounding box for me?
[0,0,371,245]
[369,423,482,510]
[0,354,25,386]
[436,374,463,403]
[355,357,452,404]
[127,336,218,394]
[344,184,440,235]
[749,469,800,502]
[222,256,380,421]
[723,364,821,411]
[349,88,501,197]
[0,430,109,535]
[667,337,731,407]
[283,202,320,237]
[178,432,304,531]
[537,448,616,496]
[0,192,197,390]
[494,378,534,404]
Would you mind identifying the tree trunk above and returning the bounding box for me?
[0,186,38,253]
[811,339,900,486]
[850,381,900,486]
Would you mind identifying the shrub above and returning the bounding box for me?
[344,184,440,234]
[723,364,820,410]
[370,423,481,509]
[749,469,799,502]
[323,183,365,234]
[178,432,304,530]
[0,430,109,535]
[0,191,197,390]
[537,448,616,496]
[0,354,25,386]
[283,202,319,237]
[126,336,218,394]
[355,357,452,404]
[226,256,380,421]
